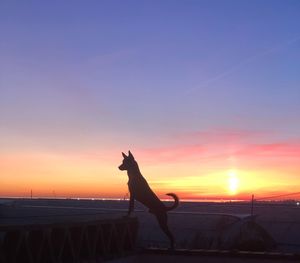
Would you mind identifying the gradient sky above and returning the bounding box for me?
[1,1,300,200]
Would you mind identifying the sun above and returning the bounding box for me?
[227,170,239,195]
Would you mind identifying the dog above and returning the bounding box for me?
[118,151,179,248]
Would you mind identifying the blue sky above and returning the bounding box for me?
[1,1,300,198]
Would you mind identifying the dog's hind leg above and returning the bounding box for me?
[155,213,174,249]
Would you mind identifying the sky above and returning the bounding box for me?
[0,0,300,200]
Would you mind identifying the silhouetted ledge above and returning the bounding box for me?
[0,216,139,263]
[110,247,300,263]
[143,247,300,259]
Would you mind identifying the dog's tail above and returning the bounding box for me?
[165,193,179,211]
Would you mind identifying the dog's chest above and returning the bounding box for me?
[127,178,139,192]
[127,177,148,196]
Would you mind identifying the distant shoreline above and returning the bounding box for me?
[1,196,299,204]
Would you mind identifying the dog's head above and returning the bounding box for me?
[118,151,135,171]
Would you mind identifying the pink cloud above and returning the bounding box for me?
[48,128,299,165]
[137,144,206,163]
[134,129,300,164]
[236,142,300,158]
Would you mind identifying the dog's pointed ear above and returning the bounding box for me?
[128,151,134,160]
[122,152,127,158]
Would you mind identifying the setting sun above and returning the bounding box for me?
[227,170,239,195]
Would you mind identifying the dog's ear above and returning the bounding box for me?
[128,151,134,160]
[122,152,127,158]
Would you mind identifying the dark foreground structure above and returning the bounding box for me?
[0,217,138,263]
[127,247,300,263]
[1,199,300,262]
[1,217,300,263]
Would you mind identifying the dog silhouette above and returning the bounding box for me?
[119,151,179,248]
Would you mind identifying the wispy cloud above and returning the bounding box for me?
[139,144,205,163]
[134,129,300,164]
[236,142,300,158]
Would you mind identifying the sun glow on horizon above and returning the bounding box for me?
[227,170,239,195]
[1,151,300,200]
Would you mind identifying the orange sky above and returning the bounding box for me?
[1,135,300,201]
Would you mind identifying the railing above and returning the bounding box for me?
[0,217,138,263]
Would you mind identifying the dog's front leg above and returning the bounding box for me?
[128,194,134,215]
